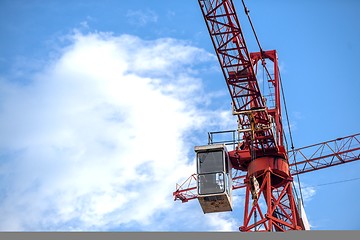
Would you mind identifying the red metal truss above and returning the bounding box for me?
[175,0,360,232]
[173,133,360,202]
[289,133,360,175]
[173,174,198,203]
[250,51,283,148]
[198,0,277,152]
[173,170,246,203]
[240,171,302,231]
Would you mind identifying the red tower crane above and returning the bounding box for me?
[173,0,360,232]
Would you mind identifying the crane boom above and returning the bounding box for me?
[198,0,277,151]
[289,133,360,175]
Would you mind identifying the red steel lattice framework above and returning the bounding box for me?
[174,133,360,230]
[174,133,360,196]
[199,0,278,152]
[173,0,360,232]
[199,0,298,231]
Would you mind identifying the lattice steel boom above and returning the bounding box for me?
[198,0,278,152]
[289,133,360,175]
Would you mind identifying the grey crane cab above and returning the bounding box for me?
[195,144,233,213]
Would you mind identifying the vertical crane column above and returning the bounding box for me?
[239,51,303,231]
[250,51,283,150]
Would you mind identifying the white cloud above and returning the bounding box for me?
[293,181,316,204]
[0,31,241,230]
[79,21,90,29]
[291,182,316,229]
[301,185,316,203]
[207,213,238,231]
[126,9,158,27]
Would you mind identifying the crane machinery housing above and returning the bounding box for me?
[173,0,360,232]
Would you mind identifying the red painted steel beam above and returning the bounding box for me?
[240,171,301,231]
[173,174,198,203]
[173,170,247,202]
[198,0,277,152]
[289,133,360,175]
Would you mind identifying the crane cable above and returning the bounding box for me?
[241,0,263,54]
[233,176,360,197]
[279,70,305,207]
[240,0,305,206]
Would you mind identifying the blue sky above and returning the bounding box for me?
[0,0,359,231]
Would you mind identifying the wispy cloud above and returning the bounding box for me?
[293,181,316,204]
[126,9,158,27]
[0,31,238,230]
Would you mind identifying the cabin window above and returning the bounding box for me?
[197,150,224,174]
[198,172,225,195]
